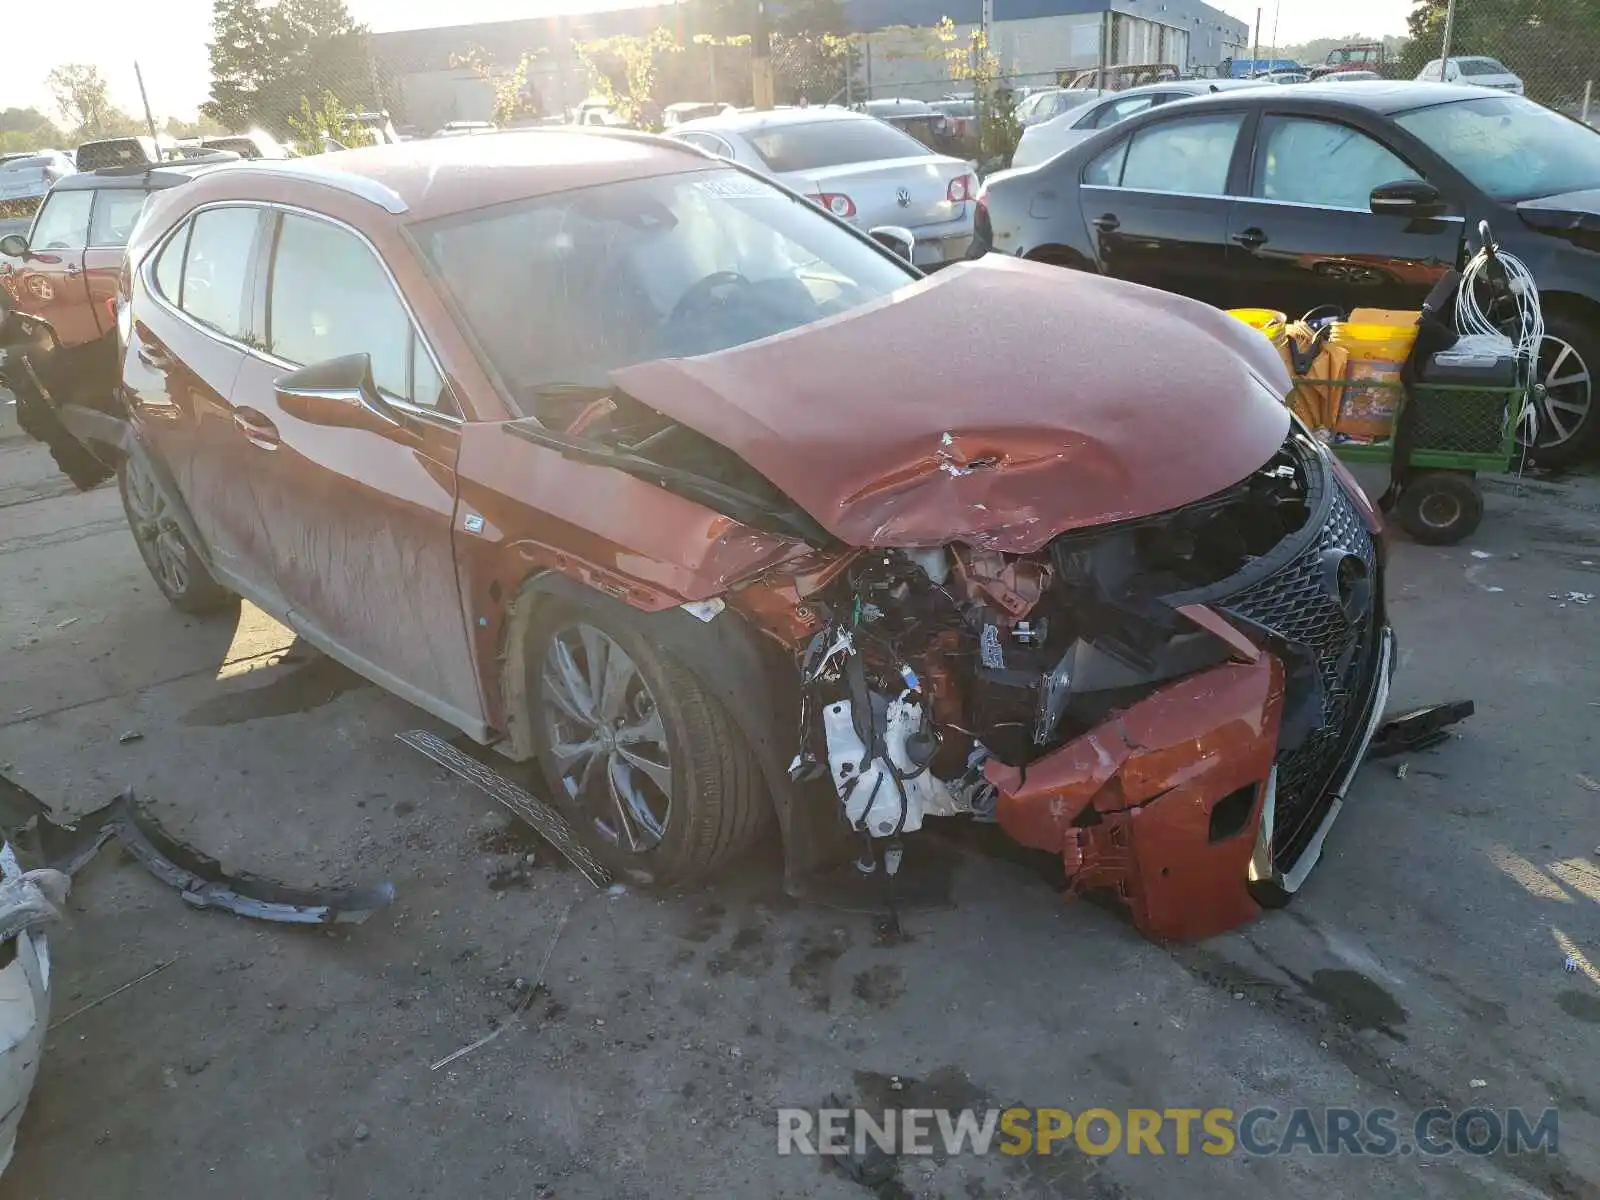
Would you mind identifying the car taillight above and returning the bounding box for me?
[947,173,975,203]
[812,192,856,219]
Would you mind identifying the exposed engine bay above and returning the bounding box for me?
[781,439,1317,837]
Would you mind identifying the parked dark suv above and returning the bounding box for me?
[0,154,235,485]
[972,82,1600,464]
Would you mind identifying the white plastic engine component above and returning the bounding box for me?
[822,697,960,836]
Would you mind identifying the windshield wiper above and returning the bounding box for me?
[503,417,832,547]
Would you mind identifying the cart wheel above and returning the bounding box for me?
[1396,472,1484,545]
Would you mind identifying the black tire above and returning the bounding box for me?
[117,457,235,615]
[1395,471,1484,546]
[526,599,772,886]
[1525,308,1600,468]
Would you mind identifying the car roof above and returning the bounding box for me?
[177,128,714,222]
[1155,79,1495,116]
[51,157,239,191]
[674,106,879,135]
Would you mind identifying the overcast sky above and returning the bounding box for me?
[4,0,1414,123]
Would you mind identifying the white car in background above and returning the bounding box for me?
[1416,56,1525,94]
[0,151,75,217]
[1013,87,1102,128]
[666,107,978,269]
[1011,79,1265,170]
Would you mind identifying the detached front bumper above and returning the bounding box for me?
[988,625,1394,940]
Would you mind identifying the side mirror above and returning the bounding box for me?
[868,225,917,262]
[274,353,403,436]
[0,234,28,259]
[1370,179,1445,220]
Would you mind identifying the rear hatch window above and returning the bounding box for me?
[749,120,931,173]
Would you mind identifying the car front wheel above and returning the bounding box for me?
[1524,311,1599,466]
[118,455,235,614]
[527,601,771,885]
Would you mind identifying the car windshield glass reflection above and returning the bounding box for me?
[413,168,913,414]
[1397,95,1600,202]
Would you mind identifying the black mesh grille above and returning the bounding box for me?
[1218,483,1381,869]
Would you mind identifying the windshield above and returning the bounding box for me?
[1457,58,1508,76]
[748,119,929,172]
[1397,95,1600,201]
[413,167,915,413]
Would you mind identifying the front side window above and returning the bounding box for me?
[1396,95,1600,202]
[89,190,149,247]
[747,119,928,172]
[1116,114,1244,195]
[1253,117,1421,209]
[413,167,915,413]
[29,191,93,251]
[268,213,423,403]
[180,207,259,340]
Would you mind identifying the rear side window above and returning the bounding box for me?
[268,212,441,408]
[88,190,149,248]
[153,220,190,301]
[29,191,93,250]
[179,207,259,340]
[747,119,928,172]
[1118,114,1243,196]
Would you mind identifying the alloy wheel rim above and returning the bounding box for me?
[540,625,671,852]
[124,458,190,596]
[1528,335,1593,450]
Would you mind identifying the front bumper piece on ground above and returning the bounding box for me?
[986,625,1395,941]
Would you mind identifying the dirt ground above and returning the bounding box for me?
[1,421,1598,1200]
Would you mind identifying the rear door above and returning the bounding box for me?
[1225,113,1463,316]
[83,185,151,336]
[1,189,97,346]
[124,203,281,598]
[1076,109,1248,306]
[226,208,483,727]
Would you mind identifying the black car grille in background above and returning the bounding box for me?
[1218,481,1382,870]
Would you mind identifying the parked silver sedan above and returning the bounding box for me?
[666,107,977,268]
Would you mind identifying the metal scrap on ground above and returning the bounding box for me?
[396,729,613,888]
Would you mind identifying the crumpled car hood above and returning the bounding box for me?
[611,256,1291,553]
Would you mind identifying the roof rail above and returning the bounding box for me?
[222,161,410,214]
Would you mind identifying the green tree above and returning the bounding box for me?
[205,0,377,135]
[0,107,65,154]
[1400,0,1596,105]
[286,91,376,155]
[45,64,141,141]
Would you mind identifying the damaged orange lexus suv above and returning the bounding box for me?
[109,131,1394,939]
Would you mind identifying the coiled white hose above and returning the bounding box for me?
[1454,237,1544,441]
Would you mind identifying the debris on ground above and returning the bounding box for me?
[397,730,611,888]
[6,788,396,925]
[1565,955,1580,974]
[117,731,143,745]
[49,956,180,1030]
[430,902,572,1071]
[1395,762,1409,780]
[485,854,537,892]
[1551,592,1595,607]
[1366,701,1475,760]
[1573,774,1600,794]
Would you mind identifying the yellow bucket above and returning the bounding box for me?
[1330,320,1419,439]
[1226,308,1288,347]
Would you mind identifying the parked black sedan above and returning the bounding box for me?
[972,82,1600,464]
